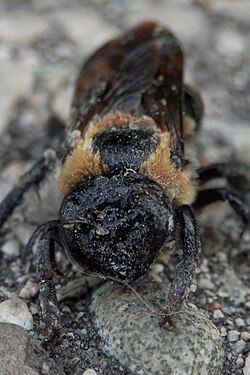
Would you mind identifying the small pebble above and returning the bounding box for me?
[210,301,221,310]
[62,306,71,313]
[29,304,39,315]
[190,284,197,293]
[71,357,81,365]
[19,281,39,299]
[83,370,98,375]
[245,301,250,310]
[227,330,240,343]
[213,309,224,319]
[241,332,250,342]
[1,240,20,257]
[76,312,84,320]
[0,298,33,330]
[216,252,228,263]
[199,259,209,273]
[235,318,245,328]
[217,290,229,298]
[232,340,247,354]
[41,362,50,375]
[236,356,244,369]
[61,339,69,349]
[66,332,74,339]
[220,327,227,337]
[226,319,234,328]
[150,263,164,274]
[199,278,215,290]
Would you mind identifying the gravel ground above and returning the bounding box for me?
[0,1,250,374]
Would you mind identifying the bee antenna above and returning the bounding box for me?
[26,220,60,253]
[105,275,164,317]
[107,276,187,317]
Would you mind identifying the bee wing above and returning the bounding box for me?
[70,22,184,154]
[70,27,159,130]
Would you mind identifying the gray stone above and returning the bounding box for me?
[198,278,215,290]
[0,323,38,375]
[91,276,223,375]
[241,332,250,342]
[236,356,244,369]
[0,298,33,330]
[244,353,250,375]
[0,12,48,45]
[227,330,240,343]
[0,51,36,134]
[232,340,247,355]
[19,281,39,299]
[51,8,117,49]
[1,239,20,257]
[235,318,245,328]
[213,309,225,320]
[83,370,98,375]
[216,28,245,62]
[128,3,209,44]
[209,1,250,25]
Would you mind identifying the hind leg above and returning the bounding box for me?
[197,162,250,192]
[0,150,57,229]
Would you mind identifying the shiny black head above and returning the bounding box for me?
[59,171,174,283]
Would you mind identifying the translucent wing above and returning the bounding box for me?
[70,21,184,154]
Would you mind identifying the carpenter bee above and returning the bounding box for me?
[0,21,249,344]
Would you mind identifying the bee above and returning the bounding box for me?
[0,21,249,345]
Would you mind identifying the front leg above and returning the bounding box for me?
[162,205,200,321]
[32,223,62,348]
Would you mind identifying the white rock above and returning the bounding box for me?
[83,370,98,375]
[128,3,209,43]
[0,298,33,330]
[19,281,39,299]
[227,330,240,343]
[213,309,225,320]
[1,240,20,257]
[232,340,247,355]
[50,9,117,50]
[0,52,36,134]
[199,278,215,290]
[0,12,48,45]
[235,318,245,328]
[216,29,245,62]
[209,1,250,25]
[51,87,72,122]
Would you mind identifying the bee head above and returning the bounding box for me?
[59,171,174,283]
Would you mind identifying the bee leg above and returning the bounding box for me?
[34,226,62,348]
[162,205,200,325]
[193,188,250,226]
[183,84,204,136]
[0,150,57,229]
[197,163,250,192]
